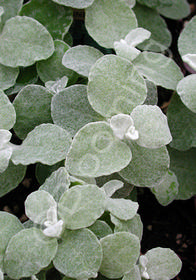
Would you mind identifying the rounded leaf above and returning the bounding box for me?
[4,228,58,279]
[85,0,137,48]
[143,247,182,279]
[177,74,196,113]
[13,85,53,139]
[0,16,54,67]
[25,190,57,224]
[101,180,124,197]
[133,52,183,90]
[100,232,140,278]
[151,170,179,206]
[20,0,73,40]
[0,64,19,91]
[131,105,172,148]
[88,220,113,239]
[53,228,103,279]
[52,0,95,9]
[11,124,72,165]
[88,55,147,118]
[66,122,132,177]
[36,40,75,83]
[0,0,23,28]
[0,161,26,198]
[120,142,170,188]
[62,45,103,77]
[0,212,23,270]
[51,85,103,137]
[0,90,16,130]
[58,184,106,229]
[106,198,139,220]
[157,0,190,20]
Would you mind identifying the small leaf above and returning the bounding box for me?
[0,16,54,67]
[88,55,147,118]
[4,228,58,279]
[51,85,103,137]
[133,4,171,52]
[52,0,95,9]
[0,90,16,130]
[36,40,75,84]
[88,220,113,239]
[168,147,196,200]
[25,190,57,224]
[111,214,143,241]
[58,184,106,229]
[167,94,196,151]
[157,0,190,20]
[45,76,68,94]
[178,16,196,70]
[39,167,70,202]
[13,85,53,140]
[66,122,132,177]
[62,45,103,77]
[133,52,183,90]
[101,180,124,197]
[120,142,170,188]
[20,0,73,40]
[131,105,172,148]
[0,211,23,270]
[151,170,179,206]
[0,64,19,91]
[100,232,140,278]
[85,0,137,48]
[0,161,26,198]
[177,74,196,113]
[53,228,103,279]
[106,198,138,220]
[12,124,72,165]
[142,247,182,280]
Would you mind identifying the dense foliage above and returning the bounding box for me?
[0,0,195,280]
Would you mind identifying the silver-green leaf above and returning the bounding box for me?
[0,90,16,130]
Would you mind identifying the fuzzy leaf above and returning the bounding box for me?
[167,94,196,151]
[25,190,57,224]
[106,198,138,220]
[62,45,103,77]
[39,167,70,202]
[4,228,58,279]
[0,16,54,67]
[0,64,19,91]
[133,52,183,90]
[58,184,106,229]
[51,85,103,137]
[13,85,53,140]
[20,0,73,40]
[151,170,179,206]
[36,40,75,83]
[120,142,170,188]
[66,122,132,177]
[111,214,143,241]
[168,147,196,200]
[142,247,182,280]
[88,220,113,239]
[123,265,141,280]
[133,4,171,52]
[52,0,95,9]
[177,74,196,113]
[85,0,137,49]
[53,228,103,279]
[101,180,124,197]
[0,211,23,270]
[88,55,147,118]
[0,0,23,28]
[131,105,172,148]
[12,124,72,165]
[100,232,140,278]
[0,161,26,198]
[0,90,16,130]
[157,0,190,20]
[144,80,158,105]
